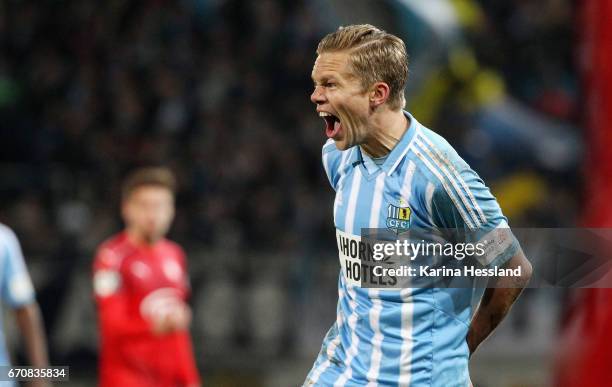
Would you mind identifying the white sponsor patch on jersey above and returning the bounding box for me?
[336,229,363,287]
[93,270,120,297]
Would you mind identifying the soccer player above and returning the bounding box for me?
[93,167,200,387]
[305,25,533,386]
[0,223,50,387]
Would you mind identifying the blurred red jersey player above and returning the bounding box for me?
[93,167,200,387]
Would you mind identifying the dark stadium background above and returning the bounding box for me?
[0,0,601,386]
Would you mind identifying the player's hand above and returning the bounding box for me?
[168,302,192,331]
[150,302,191,335]
[151,313,174,335]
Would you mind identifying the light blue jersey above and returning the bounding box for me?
[305,112,518,386]
[0,224,36,385]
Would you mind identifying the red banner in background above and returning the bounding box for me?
[557,1,612,386]
[582,0,612,227]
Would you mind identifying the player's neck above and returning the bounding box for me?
[361,109,408,159]
[125,228,162,247]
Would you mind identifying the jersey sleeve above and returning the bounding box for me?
[0,228,36,308]
[175,333,201,385]
[322,139,343,191]
[93,246,151,337]
[430,165,519,267]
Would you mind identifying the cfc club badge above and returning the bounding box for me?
[386,199,411,233]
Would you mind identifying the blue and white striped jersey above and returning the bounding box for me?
[0,223,36,382]
[305,112,518,386]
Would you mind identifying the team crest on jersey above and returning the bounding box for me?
[386,198,411,233]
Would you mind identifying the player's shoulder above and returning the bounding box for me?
[321,139,355,190]
[415,125,468,167]
[0,223,17,244]
[322,138,355,160]
[0,223,21,254]
[160,238,186,258]
[409,123,473,190]
[97,232,128,252]
[94,232,132,269]
[322,138,338,154]
[321,138,344,166]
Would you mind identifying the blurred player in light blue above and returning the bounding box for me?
[0,224,50,387]
[305,25,532,386]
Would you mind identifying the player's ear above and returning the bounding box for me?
[369,82,390,108]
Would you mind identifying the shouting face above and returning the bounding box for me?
[311,51,372,150]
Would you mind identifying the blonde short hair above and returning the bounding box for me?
[317,24,408,110]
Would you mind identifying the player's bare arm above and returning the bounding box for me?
[467,251,533,356]
[15,302,51,387]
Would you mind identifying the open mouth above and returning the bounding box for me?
[319,111,342,139]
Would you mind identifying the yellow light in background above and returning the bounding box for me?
[450,0,486,30]
[449,47,479,82]
[472,69,506,106]
[492,172,548,220]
